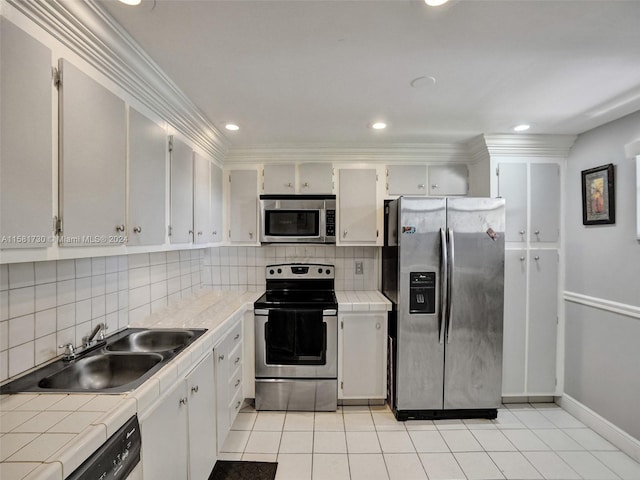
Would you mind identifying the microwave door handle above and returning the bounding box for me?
[439,227,448,344]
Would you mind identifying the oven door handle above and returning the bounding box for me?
[254,308,337,316]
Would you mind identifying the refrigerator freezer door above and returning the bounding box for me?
[396,197,446,410]
[443,198,505,409]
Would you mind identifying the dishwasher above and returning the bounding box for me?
[66,415,142,480]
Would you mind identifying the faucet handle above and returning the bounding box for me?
[99,325,108,340]
[58,343,77,361]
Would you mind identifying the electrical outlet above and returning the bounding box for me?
[355,261,363,275]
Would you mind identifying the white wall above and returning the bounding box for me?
[563,109,640,441]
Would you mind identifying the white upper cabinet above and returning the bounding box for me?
[298,163,333,194]
[338,168,378,244]
[262,163,333,194]
[387,165,427,195]
[210,163,223,243]
[428,165,469,196]
[263,164,296,194]
[193,153,211,244]
[497,163,528,242]
[229,170,258,243]
[169,137,194,244]
[498,162,560,243]
[59,59,126,246]
[530,163,560,243]
[0,19,53,249]
[128,108,167,246]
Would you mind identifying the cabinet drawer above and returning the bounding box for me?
[228,366,243,404]
[229,321,242,347]
[228,388,243,426]
[228,342,242,371]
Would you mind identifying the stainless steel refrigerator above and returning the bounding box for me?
[382,196,505,420]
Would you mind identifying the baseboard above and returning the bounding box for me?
[502,395,555,404]
[557,394,640,463]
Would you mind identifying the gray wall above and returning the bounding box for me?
[564,110,640,440]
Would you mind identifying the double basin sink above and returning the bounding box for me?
[0,328,206,394]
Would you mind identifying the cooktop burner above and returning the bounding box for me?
[254,263,337,310]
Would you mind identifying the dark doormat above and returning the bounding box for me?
[208,460,278,480]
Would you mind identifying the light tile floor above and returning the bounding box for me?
[219,402,640,480]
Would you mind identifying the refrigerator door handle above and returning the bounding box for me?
[446,227,455,344]
[439,227,448,344]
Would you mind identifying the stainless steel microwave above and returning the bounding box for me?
[260,195,336,244]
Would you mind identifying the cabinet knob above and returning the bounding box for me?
[235,356,240,364]
[212,231,217,236]
[179,397,188,406]
[520,256,526,262]
[191,385,199,394]
[418,184,425,189]
[249,232,253,239]
[343,230,348,238]
[519,230,526,235]
[188,230,194,235]
[431,184,438,189]
[218,354,225,361]
[303,182,309,187]
[133,226,142,234]
[534,255,540,261]
[375,323,381,330]
[234,334,240,341]
[287,182,293,188]
[197,231,203,236]
[235,400,241,410]
[534,230,540,235]
[115,224,125,232]
[235,379,241,387]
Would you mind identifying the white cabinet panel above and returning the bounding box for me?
[299,163,333,194]
[338,169,378,244]
[187,352,217,480]
[527,249,558,394]
[498,163,527,243]
[263,164,295,194]
[0,19,53,249]
[387,165,427,195]
[193,153,211,244]
[59,59,126,246]
[502,250,527,395]
[140,380,189,480]
[229,170,258,243]
[340,312,387,399]
[428,165,469,196]
[128,108,166,246]
[530,163,560,243]
[169,138,193,244]
[210,164,223,243]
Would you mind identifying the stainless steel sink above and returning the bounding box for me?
[0,327,206,394]
[37,353,163,390]
[106,329,196,353]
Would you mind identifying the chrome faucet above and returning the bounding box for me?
[82,322,107,348]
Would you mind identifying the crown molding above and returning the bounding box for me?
[224,143,472,165]
[6,0,229,162]
[482,134,577,158]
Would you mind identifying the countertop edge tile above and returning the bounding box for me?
[48,424,106,478]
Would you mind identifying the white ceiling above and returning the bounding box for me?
[100,0,640,147]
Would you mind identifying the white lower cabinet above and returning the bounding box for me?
[339,312,387,400]
[214,318,244,451]
[140,351,216,480]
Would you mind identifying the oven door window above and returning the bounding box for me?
[264,210,319,237]
[265,310,326,365]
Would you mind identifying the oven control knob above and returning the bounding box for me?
[318,268,323,274]
[277,268,282,274]
[269,269,274,275]
[326,269,331,275]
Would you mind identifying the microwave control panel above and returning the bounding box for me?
[325,210,336,237]
[409,272,436,314]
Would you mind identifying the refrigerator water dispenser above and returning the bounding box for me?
[409,272,436,314]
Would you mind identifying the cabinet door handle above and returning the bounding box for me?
[418,184,425,189]
[375,323,381,330]
[343,230,347,238]
[234,334,240,341]
[191,385,199,394]
[534,230,540,235]
[303,182,309,187]
[235,400,241,410]
[431,184,438,189]
[519,230,526,235]
[218,354,225,361]
[534,255,540,261]
[197,231,203,236]
[249,232,253,239]
[133,226,142,234]
[212,230,217,236]
[287,182,293,188]
[235,356,240,364]
[115,224,125,232]
[235,379,241,387]
[179,397,188,406]
[520,256,526,262]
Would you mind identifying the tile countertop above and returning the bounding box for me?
[0,289,389,480]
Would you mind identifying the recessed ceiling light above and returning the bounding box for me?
[425,0,449,6]
[371,122,387,130]
[513,124,531,132]
[225,123,240,131]
[118,0,142,5]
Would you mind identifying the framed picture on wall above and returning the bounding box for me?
[581,163,615,225]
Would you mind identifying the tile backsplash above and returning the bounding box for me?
[201,245,379,292]
[1,245,379,382]
[0,249,204,382]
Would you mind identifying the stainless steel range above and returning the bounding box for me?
[254,263,338,411]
